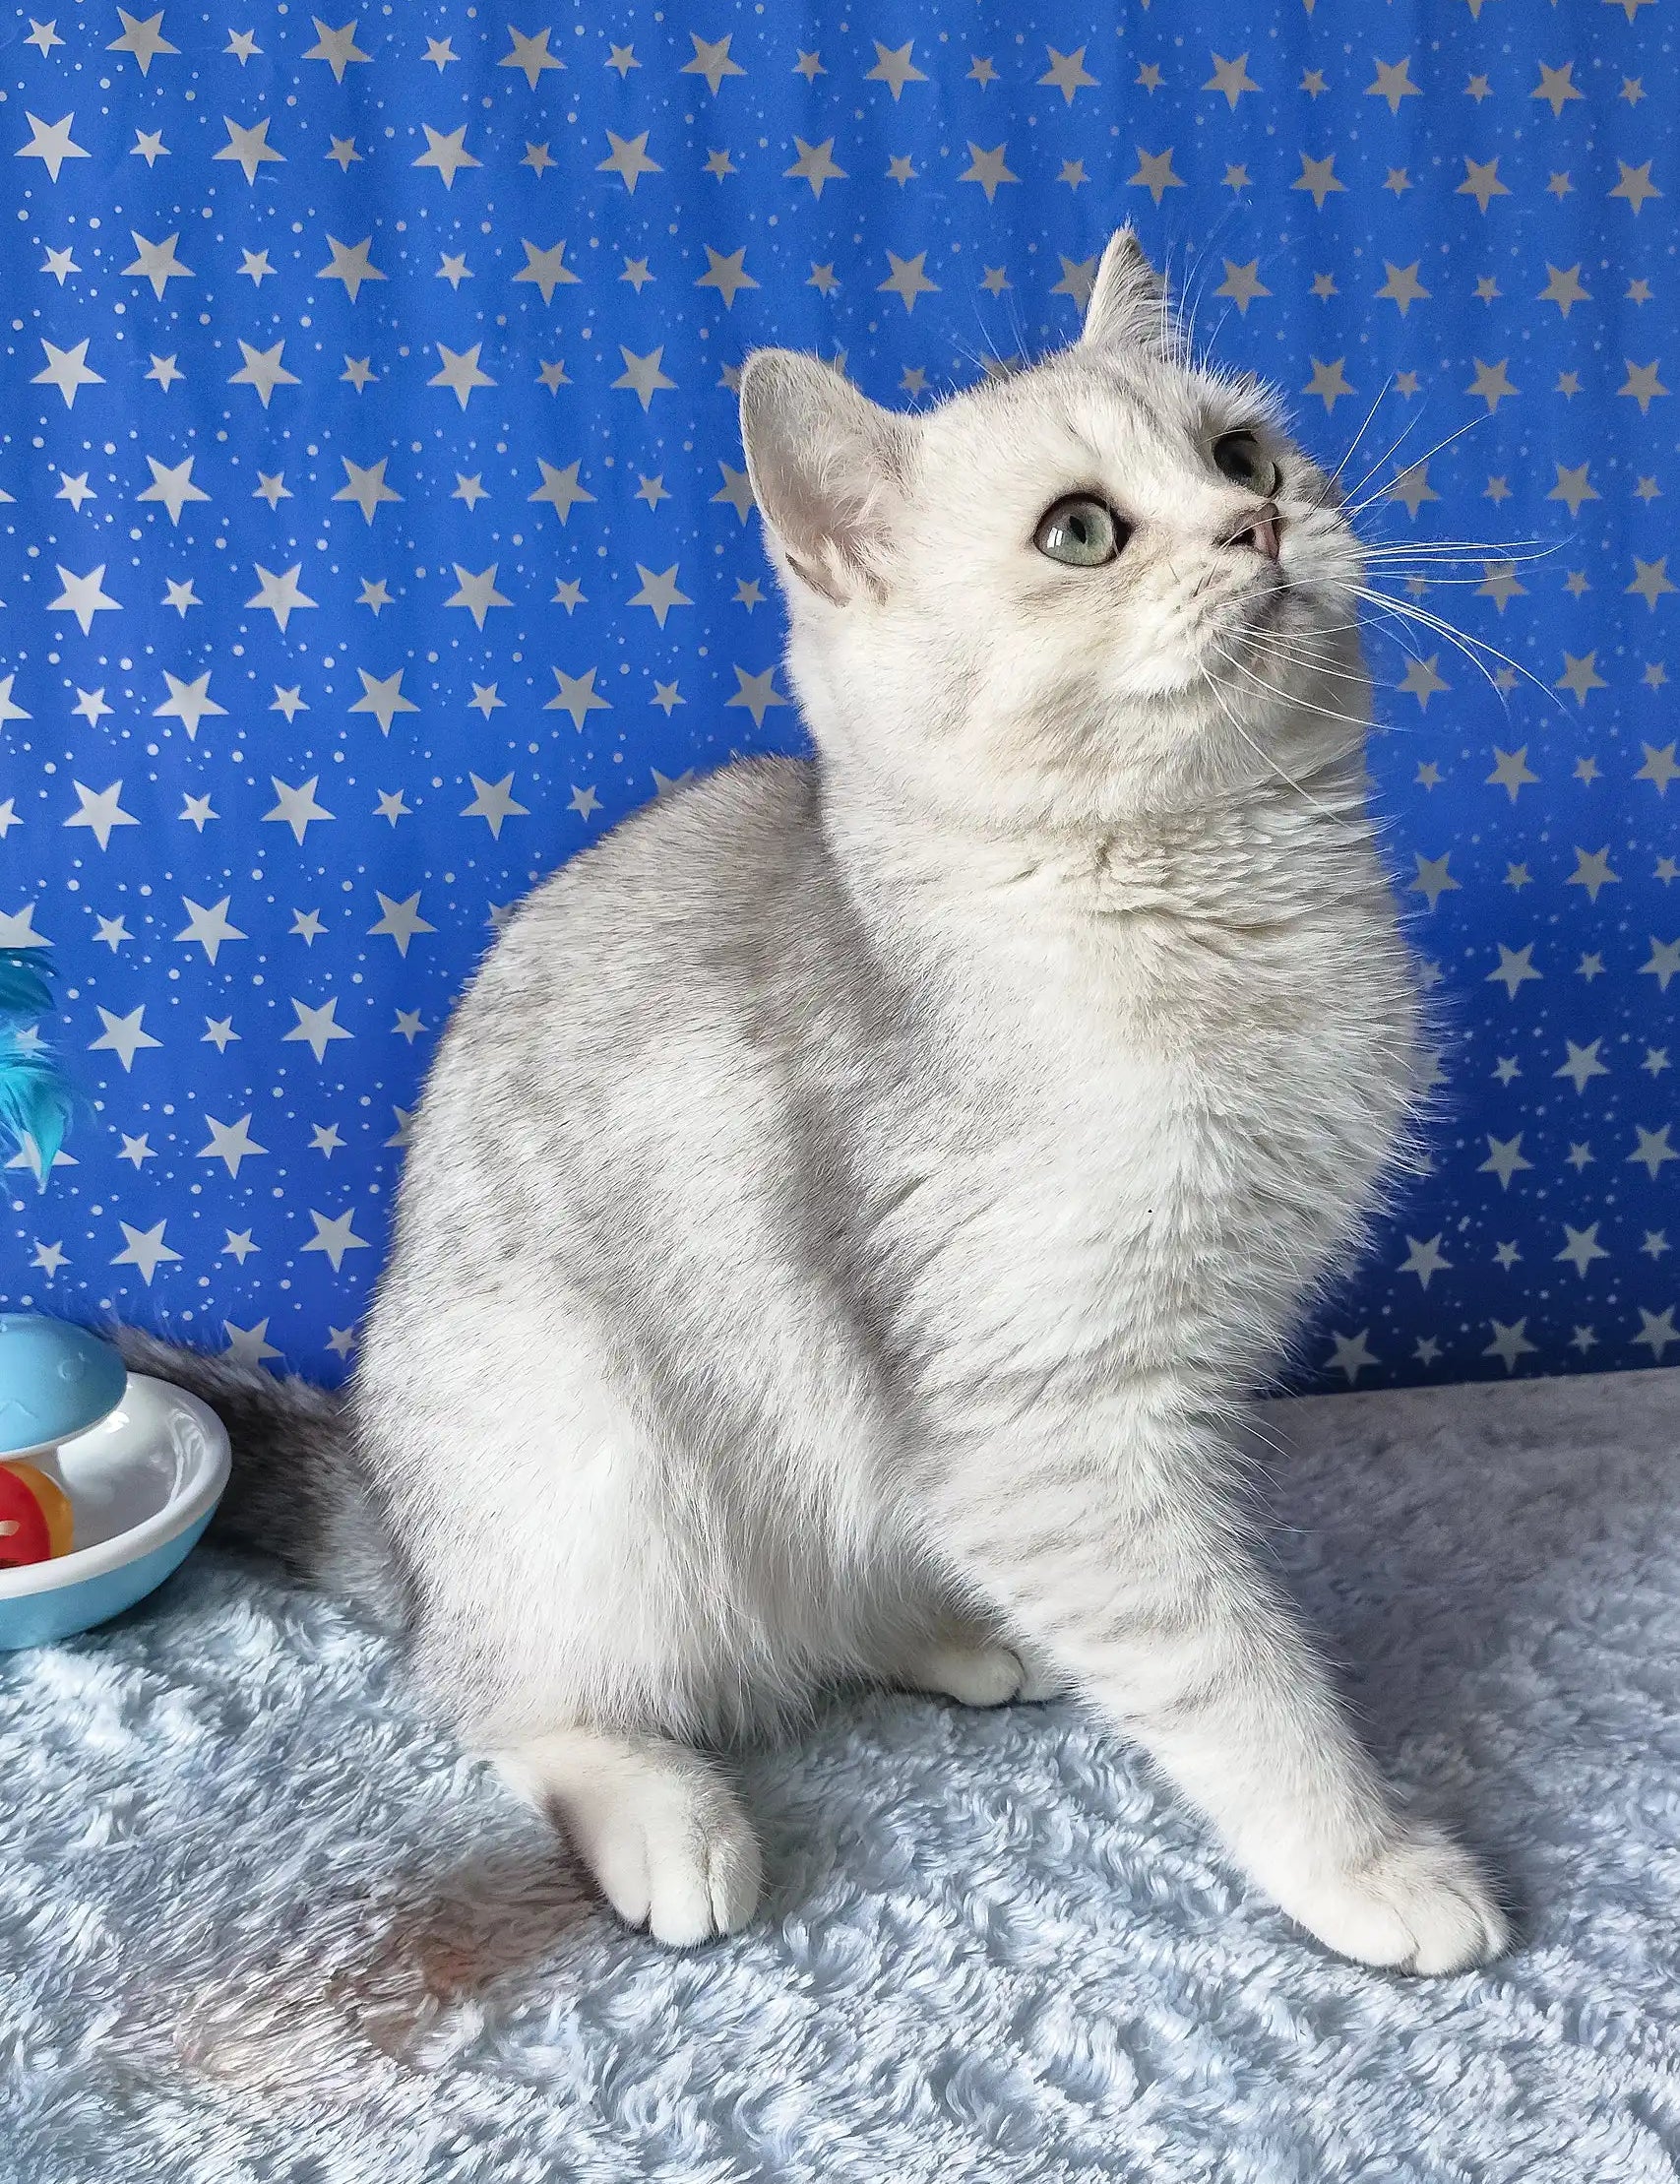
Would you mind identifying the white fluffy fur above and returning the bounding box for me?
[314,230,1509,1969]
[18,1367,1680,2177]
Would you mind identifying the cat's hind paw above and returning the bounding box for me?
[902,1638,1028,1708]
[898,1632,1074,1708]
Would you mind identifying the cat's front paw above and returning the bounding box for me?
[497,1732,761,1949]
[593,1772,763,1949]
[1274,1823,1510,1974]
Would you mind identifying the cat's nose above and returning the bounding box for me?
[1223,501,1281,562]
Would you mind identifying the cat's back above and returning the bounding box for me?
[447,754,830,1068]
[511,752,820,984]
[399,752,860,1231]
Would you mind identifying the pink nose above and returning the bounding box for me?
[1225,502,1281,562]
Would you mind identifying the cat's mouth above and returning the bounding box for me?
[1233,575,1292,640]
[1253,580,1290,619]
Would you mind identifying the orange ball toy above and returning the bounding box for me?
[0,1461,75,1567]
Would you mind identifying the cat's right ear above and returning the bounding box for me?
[1081,227,1174,357]
[738,350,908,605]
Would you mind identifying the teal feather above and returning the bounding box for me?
[0,952,55,1024]
[0,950,78,1191]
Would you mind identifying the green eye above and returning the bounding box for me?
[1033,494,1126,567]
[1213,431,1280,496]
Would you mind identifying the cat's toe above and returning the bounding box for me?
[702,1811,764,1939]
[495,1729,761,1948]
[1276,1822,1510,1975]
[1011,1643,1076,1703]
[607,1776,762,1949]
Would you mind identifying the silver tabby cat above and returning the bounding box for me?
[126,228,1508,1973]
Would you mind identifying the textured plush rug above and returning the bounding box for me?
[4,1368,1679,2184]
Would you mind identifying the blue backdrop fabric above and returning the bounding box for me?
[0,0,1674,1394]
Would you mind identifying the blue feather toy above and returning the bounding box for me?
[0,949,78,1192]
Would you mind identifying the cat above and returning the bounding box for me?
[121,226,1509,1973]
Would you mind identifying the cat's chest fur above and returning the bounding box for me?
[860,834,1418,1393]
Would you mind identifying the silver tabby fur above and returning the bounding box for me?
[124,231,1508,1971]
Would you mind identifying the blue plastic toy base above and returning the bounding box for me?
[0,1511,215,1651]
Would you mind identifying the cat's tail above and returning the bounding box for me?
[112,1326,405,1625]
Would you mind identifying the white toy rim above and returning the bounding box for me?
[0,1375,231,1600]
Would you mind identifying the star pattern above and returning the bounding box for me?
[0,4,1672,1397]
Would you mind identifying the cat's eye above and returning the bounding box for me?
[1213,431,1280,496]
[1033,495,1126,568]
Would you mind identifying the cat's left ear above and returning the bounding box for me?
[1081,227,1174,356]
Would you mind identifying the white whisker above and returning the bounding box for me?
[1212,642,1377,739]
[1339,411,1494,525]
[1351,586,1567,714]
[1301,375,1398,517]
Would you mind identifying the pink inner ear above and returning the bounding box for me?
[740,352,908,604]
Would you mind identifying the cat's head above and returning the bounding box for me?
[739,228,1369,834]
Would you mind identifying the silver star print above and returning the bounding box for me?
[627,565,693,627]
[334,458,402,523]
[349,669,419,734]
[32,339,104,406]
[108,11,180,73]
[446,565,512,628]
[48,564,120,633]
[597,131,661,193]
[111,1220,182,1284]
[545,668,611,726]
[681,32,745,95]
[17,111,90,182]
[303,19,372,81]
[612,346,675,406]
[529,460,595,524]
[413,124,480,188]
[301,1208,369,1271]
[228,341,300,406]
[215,114,285,184]
[514,239,581,303]
[284,998,353,1063]
[247,564,318,631]
[500,25,563,89]
[429,343,495,406]
[318,235,386,300]
[461,775,530,837]
[264,778,335,843]
[865,41,927,98]
[368,893,435,957]
[785,139,846,197]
